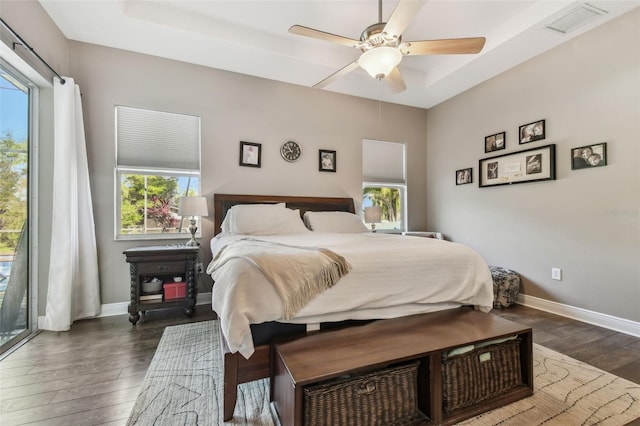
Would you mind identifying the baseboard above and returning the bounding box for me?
[38,292,213,325]
[100,301,130,317]
[517,294,640,338]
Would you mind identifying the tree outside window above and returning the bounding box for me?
[119,173,198,236]
[0,131,27,253]
[362,186,404,231]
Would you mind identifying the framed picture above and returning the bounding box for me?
[239,141,261,168]
[456,168,472,185]
[571,142,607,170]
[519,119,545,144]
[319,149,336,172]
[479,144,556,187]
[485,131,506,153]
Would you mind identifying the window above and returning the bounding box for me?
[362,139,407,232]
[115,106,201,240]
[0,57,37,355]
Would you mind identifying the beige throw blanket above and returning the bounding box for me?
[207,238,351,319]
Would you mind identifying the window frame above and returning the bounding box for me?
[362,139,407,233]
[362,181,407,233]
[0,55,42,352]
[114,166,201,241]
[114,105,201,241]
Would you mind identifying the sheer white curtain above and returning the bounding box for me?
[42,77,101,331]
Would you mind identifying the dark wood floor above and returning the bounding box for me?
[0,304,638,425]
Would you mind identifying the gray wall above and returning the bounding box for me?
[426,9,640,322]
[67,42,428,305]
[0,0,68,77]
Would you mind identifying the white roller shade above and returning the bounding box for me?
[363,139,405,183]
[116,106,200,171]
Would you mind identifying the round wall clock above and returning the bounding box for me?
[280,140,301,162]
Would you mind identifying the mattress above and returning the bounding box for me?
[209,232,494,358]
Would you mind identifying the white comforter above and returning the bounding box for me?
[209,233,493,358]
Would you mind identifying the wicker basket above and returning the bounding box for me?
[442,339,523,413]
[303,362,421,426]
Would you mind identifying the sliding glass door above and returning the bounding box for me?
[0,61,32,355]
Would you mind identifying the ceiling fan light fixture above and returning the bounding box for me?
[359,46,402,80]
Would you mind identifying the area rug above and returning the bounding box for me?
[127,321,640,425]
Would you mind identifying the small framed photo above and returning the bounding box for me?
[485,131,506,153]
[319,149,336,172]
[239,141,261,168]
[519,119,545,144]
[456,168,472,185]
[571,142,607,170]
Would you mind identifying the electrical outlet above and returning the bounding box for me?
[551,268,562,281]
[195,262,204,274]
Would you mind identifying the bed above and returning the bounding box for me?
[209,194,494,420]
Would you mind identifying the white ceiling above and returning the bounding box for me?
[39,0,638,109]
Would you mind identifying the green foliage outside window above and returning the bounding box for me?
[363,186,402,230]
[0,132,27,254]
[119,174,197,235]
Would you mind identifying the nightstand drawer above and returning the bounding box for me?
[138,261,185,275]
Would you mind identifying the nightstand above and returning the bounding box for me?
[124,245,200,325]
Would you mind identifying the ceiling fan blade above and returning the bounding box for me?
[402,37,486,55]
[313,60,360,89]
[386,67,406,93]
[289,25,360,48]
[383,0,427,38]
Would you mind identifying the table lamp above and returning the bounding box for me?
[178,196,209,246]
[364,206,382,233]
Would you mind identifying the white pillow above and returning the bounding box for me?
[220,203,285,233]
[303,211,369,233]
[223,204,309,235]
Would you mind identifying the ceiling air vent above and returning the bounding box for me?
[546,3,608,34]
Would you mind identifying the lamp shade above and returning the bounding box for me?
[364,206,382,223]
[179,196,208,217]
[359,47,402,79]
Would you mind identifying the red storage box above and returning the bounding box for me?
[163,282,186,299]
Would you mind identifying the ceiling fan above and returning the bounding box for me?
[289,0,486,93]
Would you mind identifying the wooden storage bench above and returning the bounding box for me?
[271,308,533,426]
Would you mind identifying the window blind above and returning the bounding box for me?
[363,139,406,184]
[116,106,200,171]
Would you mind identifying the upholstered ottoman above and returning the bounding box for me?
[489,266,521,308]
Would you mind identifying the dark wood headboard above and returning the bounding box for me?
[213,194,356,235]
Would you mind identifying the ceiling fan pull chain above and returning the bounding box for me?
[378,80,383,125]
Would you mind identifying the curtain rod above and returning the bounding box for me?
[0,18,66,84]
